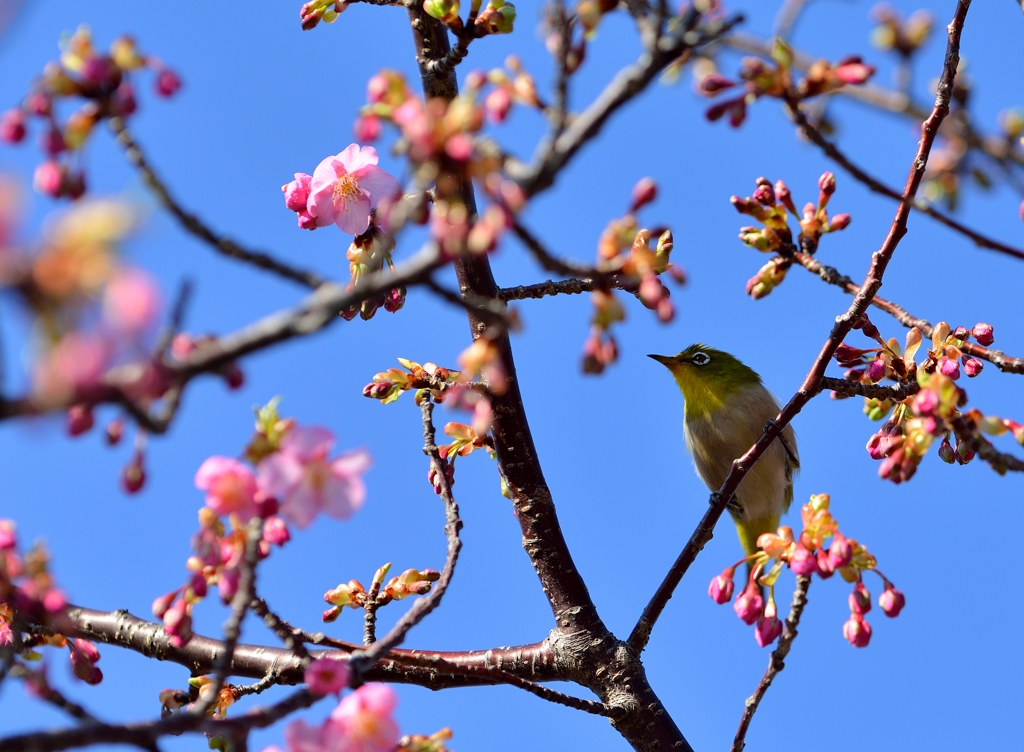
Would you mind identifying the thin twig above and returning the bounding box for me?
[793,251,1024,374]
[348,398,463,675]
[0,688,320,752]
[818,376,919,401]
[107,116,325,289]
[189,519,263,716]
[628,0,970,655]
[249,598,312,662]
[951,415,1024,473]
[784,97,1024,262]
[731,576,812,751]
[362,573,384,646]
[498,278,599,300]
[9,664,100,724]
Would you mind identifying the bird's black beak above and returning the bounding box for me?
[648,354,674,367]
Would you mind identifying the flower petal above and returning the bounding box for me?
[337,144,378,174]
[335,193,372,235]
[282,425,335,461]
[351,165,400,206]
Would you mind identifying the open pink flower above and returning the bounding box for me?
[307,145,400,235]
[257,426,371,529]
[195,457,259,521]
[330,684,399,752]
[305,657,350,696]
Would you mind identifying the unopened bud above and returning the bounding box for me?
[971,322,994,346]
[879,586,905,617]
[630,177,657,212]
[67,404,95,437]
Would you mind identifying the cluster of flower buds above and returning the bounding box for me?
[476,55,542,125]
[731,174,850,298]
[836,320,1010,482]
[709,494,903,648]
[0,523,106,685]
[397,728,455,752]
[698,38,875,128]
[363,358,461,405]
[871,4,933,56]
[323,563,440,622]
[355,69,520,256]
[152,400,370,645]
[583,179,681,374]
[299,0,348,30]
[420,0,516,36]
[0,28,181,200]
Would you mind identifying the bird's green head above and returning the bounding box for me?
[649,344,762,419]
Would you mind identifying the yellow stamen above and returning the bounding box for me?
[333,175,359,213]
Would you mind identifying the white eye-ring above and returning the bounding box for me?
[691,352,711,366]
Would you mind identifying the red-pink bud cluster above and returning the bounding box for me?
[706,493,903,649]
[1,30,182,203]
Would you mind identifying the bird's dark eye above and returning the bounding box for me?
[691,352,711,366]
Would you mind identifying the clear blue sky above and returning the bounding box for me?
[1,1,1022,750]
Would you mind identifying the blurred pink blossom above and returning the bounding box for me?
[307,145,399,235]
[257,426,371,529]
[195,457,259,520]
[103,267,160,334]
[305,657,350,696]
[330,683,399,752]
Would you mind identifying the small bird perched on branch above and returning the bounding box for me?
[650,344,799,561]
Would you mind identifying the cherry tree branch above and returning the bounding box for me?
[107,117,325,289]
[951,415,1024,473]
[348,398,463,673]
[783,97,1024,262]
[720,31,1024,177]
[627,0,970,655]
[818,376,920,401]
[0,243,447,425]
[510,10,745,197]
[731,576,812,752]
[793,250,1024,374]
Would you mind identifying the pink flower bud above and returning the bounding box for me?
[866,356,887,382]
[971,322,994,346]
[697,73,736,96]
[121,453,146,494]
[65,170,86,200]
[26,93,52,116]
[152,591,176,619]
[789,544,818,576]
[353,114,381,142]
[656,297,674,323]
[221,363,244,390]
[833,343,866,367]
[733,583,764,625]
[834,59,876,85]
[155,69,182,98]
[938,437,955,463]
[752,182,775,206]
[829,213,851,231]
[34,160,64,197]
[952,326,969,340]
[754,615,783,647]
[282,173,312,212]
[879,586,905,617]
[849,582,871,614]
[67,404,95,437]
[383,286,406,313]
[818,171,836,196]
[189,573,208,598]
[938,356,960,379]
[39,127,66,157]
[1,109,26,143]
[962,357,983,377]
[263,516,291,546]
[842,613,872,647]
[828,534,853,569]
[708,570,735,604]
[305,657,350,696]
[484,87,512,123]
[911,389,937,417]
[630,177,658,212]
[112,82,138,116]
[297,209,316,230]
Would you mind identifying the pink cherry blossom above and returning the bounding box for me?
[306,145,400,235]
[256,426,371,529]
[103,267,161,334]
[305,657,350,696]
[330,683,399,752]
[283,173,312,212]
[195,457,259,520]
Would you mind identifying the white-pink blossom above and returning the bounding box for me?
[102,267,161,334]
[256,426,371,529]
[306,145,399,235]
